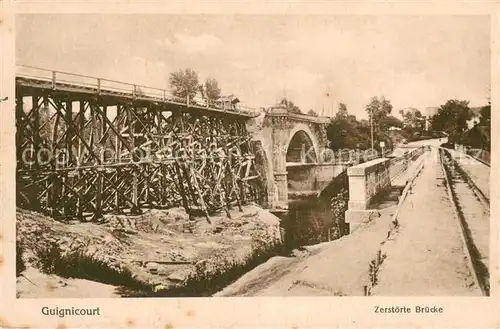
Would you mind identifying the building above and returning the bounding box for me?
[424,107,439,131]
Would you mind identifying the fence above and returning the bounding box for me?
[327,148,392,166]
[388,146,426,183]
[16,65,259,117]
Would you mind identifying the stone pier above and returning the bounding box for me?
[345,158,391,232]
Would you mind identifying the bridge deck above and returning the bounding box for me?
[16,65,258,118]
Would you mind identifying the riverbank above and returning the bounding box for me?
[214,202,398,296]
[16,204,282,298]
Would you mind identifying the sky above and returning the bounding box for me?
[16,14,490,119]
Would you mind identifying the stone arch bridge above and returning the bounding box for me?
[248,104,347,210]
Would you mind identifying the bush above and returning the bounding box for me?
[178,239,283,296]
[329,188,350,239]
[125,239,284,297]
[31,234,284,297]
[285,197,330,248]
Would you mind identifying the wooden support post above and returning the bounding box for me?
[101,105,107,162]
[132,165,139,207]
[61,174,67,216]
[89,105,96,160]
[50,174,59,218]
[127,106,135,159]
[128,106,139,213]
[78,101,85,165]
[77,172,83,221]
[15,95,25,163]
[115,106,122,208]
[32,96,41,169]
[95,170,103,221]
[66,101,73,167]
[174,163,190,214]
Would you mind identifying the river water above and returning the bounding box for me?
[280,197,333,250]
[278,169,350,251]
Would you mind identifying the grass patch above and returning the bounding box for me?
[33,242,152,291]
[122,239,285,297]
[32,237,284,297]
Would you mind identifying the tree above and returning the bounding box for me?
[307,109,318,117]
[480,104,490,126]
[380,115,403,129]
[462,125,488,149]
[463,103,491,150]
[336,103,348,119]
[430,99,472,143]
[399,108,423,129]
[203,77,221,101]
[327,114,372,151]
[169,68,200,101]
[280,98,302,114]
[365,96,393,132]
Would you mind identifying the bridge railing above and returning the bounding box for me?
[16,65,259,116]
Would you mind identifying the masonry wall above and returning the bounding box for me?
[287,164,347,193]
[346,158,391,210]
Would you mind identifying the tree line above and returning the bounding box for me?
[149,66,493,152]
[430,99,490,151]
[327,96,403,152]
[325,96,491,153]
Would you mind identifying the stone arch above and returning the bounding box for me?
[285,123,319,163]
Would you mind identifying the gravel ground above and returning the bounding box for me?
[371,148,480,296]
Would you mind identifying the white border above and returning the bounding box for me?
[1,2,499,328]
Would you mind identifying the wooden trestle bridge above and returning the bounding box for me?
[15,65,266,222]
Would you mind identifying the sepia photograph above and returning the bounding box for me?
[13,13,492,300]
